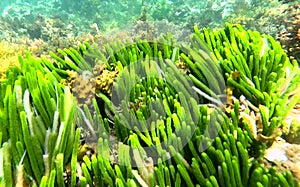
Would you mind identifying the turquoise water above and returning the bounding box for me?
[0,0,293,39]
[0,0,298,60]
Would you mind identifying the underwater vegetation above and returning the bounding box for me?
[278,2,300,63]
[0,0,295,44]
[1,23,300,187]
[0,40,26,81]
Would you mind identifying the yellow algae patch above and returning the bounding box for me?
[0,40,26,81]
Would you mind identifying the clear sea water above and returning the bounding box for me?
[0,0,294,42]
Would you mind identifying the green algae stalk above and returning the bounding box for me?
[154,166,165,187]
[215,149,225,164]
[90,155,101,186]
[3,142,13,187]
[201,152,216,176]
[224,149,236,187]
[164,166,171,187]
[232,157,243,187]
[55,154,65,187]
[97,156,113,185]
[221,162,231,187]
[40,176,48,187]
[237,141,249,185]
[53,50,82,73]
[70,128,80,187]
[69,48,92,71]
[191,158,206,186]
[8,93,22,165]
[20,111,43,184]
[81,162,93,186]
[97,138,110,162]
[115,165,127,185]
[79,177,87,187]
[116,178,125,187]
[177,164,194,187]
[276,172,291,187]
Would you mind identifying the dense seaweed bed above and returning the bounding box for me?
[0,22,300,186]
[1,0,300,187]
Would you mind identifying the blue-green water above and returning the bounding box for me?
[0,0,298,60]
[0,0,293,39]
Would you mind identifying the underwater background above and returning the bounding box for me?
[0,0,300,186]
[0,0,299,61]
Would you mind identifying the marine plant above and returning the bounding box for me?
[0,40,25,81]
[0,23,299,187]
[200,23,300,139]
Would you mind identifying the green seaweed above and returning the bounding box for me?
[0,23,299,187]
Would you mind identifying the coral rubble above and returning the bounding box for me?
[278,2,300,63]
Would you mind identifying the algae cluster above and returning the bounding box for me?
[0,23,300,187]
[0,41,25,81]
